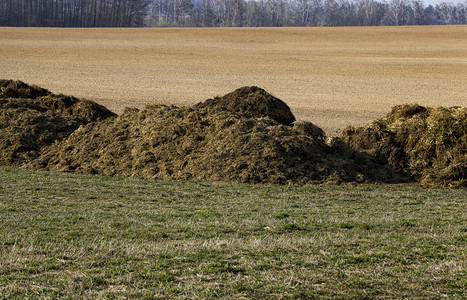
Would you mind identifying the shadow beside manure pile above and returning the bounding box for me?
[1,80,464,188]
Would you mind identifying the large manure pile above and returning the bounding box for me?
[340,104,466,188]
[0,80,116,166]
[1,80,464,188]
[33,89,400,184]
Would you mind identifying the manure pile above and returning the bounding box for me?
[340,104,466,188]
[0,80,115,167]
[1,80,465,188]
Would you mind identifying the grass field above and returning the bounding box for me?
[0,167,465,298]
[1,26,467,135]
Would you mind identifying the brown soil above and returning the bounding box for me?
[340,104,466,188]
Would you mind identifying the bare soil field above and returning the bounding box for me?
[1,26,466,135]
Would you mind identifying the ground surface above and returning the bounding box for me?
[1,26,466,135]
[0,168,465,298]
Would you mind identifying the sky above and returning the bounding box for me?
[422,0,465,6]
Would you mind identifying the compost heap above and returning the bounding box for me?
[340,104,466,188]
[0,80,115,166]
[33,86,402,184]
[1,80,464,187]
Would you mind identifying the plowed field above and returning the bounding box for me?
[1,26,466,135]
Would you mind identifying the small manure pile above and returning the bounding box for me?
[29,86,400,184]
[0,80,116,166]
[340,104,466,188]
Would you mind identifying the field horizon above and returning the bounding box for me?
[1,26,466,135]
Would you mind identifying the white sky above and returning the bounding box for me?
[422,0,465,6]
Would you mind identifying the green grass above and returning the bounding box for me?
[0,167,465,298]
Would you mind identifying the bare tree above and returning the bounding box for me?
[1,0,466,27]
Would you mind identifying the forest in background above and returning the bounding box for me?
[0,0,466,27]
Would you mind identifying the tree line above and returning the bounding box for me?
[0,0,149,26]
[1,0,466,27]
